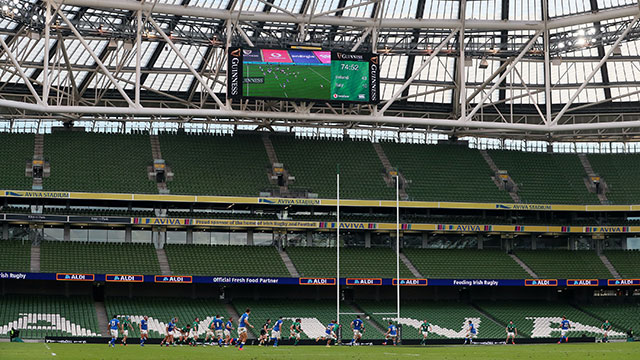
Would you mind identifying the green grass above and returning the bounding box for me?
[2,342,639,360]
[243,63,331,100]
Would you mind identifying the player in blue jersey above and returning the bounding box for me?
[464,320,477,345]
[350,315,365,346]
[384,321,398,346]
[558,316,571,343]
[139,315,149,346]
[316,320,337,347]
[271,317,284,347]
[224,317,236,347]
[161,318,177,347]
[213,315,225,347]
[238,308,254,351]
[108,315,120,348]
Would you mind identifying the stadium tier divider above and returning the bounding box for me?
[285,247,414,278]
[513,250,612,278]
[0,240,32,272]
[104,297,230,339]
[159,132,276,196]
[402,249,530,279]
[0,133,34,190]
[164,244,290,277]
[43,131,157,194]
[603,250,640,278]
[379,142,513,203]
[0,294,100,338]
[40,241,161,274]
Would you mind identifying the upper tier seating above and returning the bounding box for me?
[357,300,505,339]
[604,250,640,278]
[271,135,394,200]
[381,142,513,203]
[588,153,640,204]
[0,133,33,190]
[0,240,31,272]
[105,297,229,339]
[0,295,100,338]
[403,249,529,278]
[43,131,156,193]
[165,244,290,277]
[477,301,616,338]
[488,150,599,204]
[514,250,612,278]
[232,300,381,340]
[286,247,414,278]
[40,241,160,274]
[159,133,273,196]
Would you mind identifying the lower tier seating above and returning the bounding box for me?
[104,297,230,339]
[577,303,640,336]
[0,240,31,272]
[286,247,414,278]
[514,250,612,278]
[165,244,290,277]
[40,241,160,274]
[402,249,529,278]
[0,295,100,338]
[604,250,640,278]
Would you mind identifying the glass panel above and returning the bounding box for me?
[44,227,64,241]
[70,229,88,242]
[230,232,247,245]
[166,230,187,244]
[253,232,273,246]
[193,231,211,245]
[132,230,152,243]
[108,229,126,243]
[211,231,230,245]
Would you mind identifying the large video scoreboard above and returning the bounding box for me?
[227,47,379,104]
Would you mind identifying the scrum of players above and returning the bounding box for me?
[106,311,583,348]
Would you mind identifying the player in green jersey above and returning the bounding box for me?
[505,321,517,344]
[289,318,303,346]
[120,316,134,346]
[419,320,432,345]
[204,318,216,345]
[601,320,612,343]
[190,317,200,346]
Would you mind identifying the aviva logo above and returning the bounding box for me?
[445,225,491,232]
[5,190,70,198]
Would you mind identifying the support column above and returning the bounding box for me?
[364,232,371,248]
[2,223,8,240]
[478,234,484,250]
[64,224,70,241]
[247,230,254,246]
[422,233,429,248]
[124,225,132,243]
[305,231,312,246]
[186,228,193,244]
[531,234,537,250]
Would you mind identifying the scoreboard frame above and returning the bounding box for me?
[227,47,380,104]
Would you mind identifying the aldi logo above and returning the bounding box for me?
[106,274,144,283]
[56,273,94,281]
[154,275,192,284]
[567,279,598,286]
[392,279,428,286]
[525,279,558,286]
[346,278,382,286]
[608,279,640,286]
[299,278,336,286]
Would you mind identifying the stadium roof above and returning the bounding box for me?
[2,0,640,140]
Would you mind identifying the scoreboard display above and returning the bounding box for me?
[227,47,379,104]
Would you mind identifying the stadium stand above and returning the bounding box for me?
[380,142,512,203]
[514,250,612,278]
[40,241,160,274]
[357,300,505,339]
[270,135,394,200]
[232,299,380,340]
[578,303,640,336]
[0,133,34,190]
[43,131,156,193]
[488,150,599,204]
[165,244,290,277]
[0,295,100,338]
[402,249,529,279]
[0,240,31,272]
[286,247,414,278]
[603,250,640,278]
[104,297,229,339]
[476,301,618,338]
[587,154,640,204]
[159,132,273,196]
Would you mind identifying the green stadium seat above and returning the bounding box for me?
[604,250,640,278]
[0,240,31,272]
[514,250,612,278]
[0,133,34,190]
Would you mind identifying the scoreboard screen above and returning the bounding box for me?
[227,47,379,104]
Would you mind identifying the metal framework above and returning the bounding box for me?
[3,0,640,140]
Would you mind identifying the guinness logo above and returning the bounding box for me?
[371,56,378,65]
[230,48,241,57]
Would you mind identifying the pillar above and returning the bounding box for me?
[478,234,484,250]
[422,232,429,248]
[186,228,193,244]
[124,225,132,243]
[64,224,70,241]
[531,234,537,250]
[247,230,254,246]
[306,231,312,246]
[364,232,371,248]
[2,222,8,240]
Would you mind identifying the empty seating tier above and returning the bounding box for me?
[0,133,33,190]
[40,241,160,274]
[488,150,599,204]
[105,297,229,339]
[587,154,640,204]
[381,143,512,203]
[0,240,31,272]
[0,295,100,338]
[159,133,274,196]
[271,135,394,200]
[578,303,640,336]
[165,244,290,277]
[514,250,612,278]
[403,249,529,279]
[604,250,640,278]
[286,247,414,278]
[43,131,156,193]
